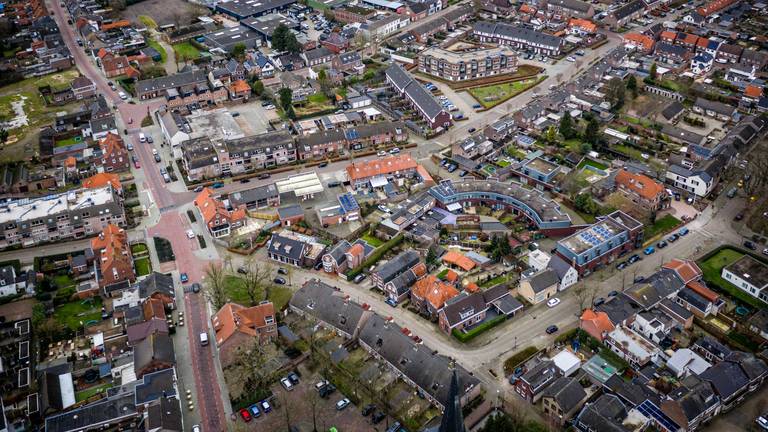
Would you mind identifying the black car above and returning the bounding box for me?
[314,261,323,271]
[633,275,645,283]
[239,178,250,184]
[607,290,619,297]
[361,404,376,416]
[318,162,329,168]
[657,240,667,249]
[274,277,287,285]
[744,240,757,250]
[616,262,628,270]
[191,283,201,293]
[546,325,559,334]
[734,212,744,221]
[628,254,641,264]
[237,266,249,275]
[319,383,336,398]
[287,372,300,385]
[278,268,288,275]
[667,233,679,243]
[258,173,271,180]
[593,297,605,307]
[327,181,341,188]
[372,412,386,424]
[468,127,476,133]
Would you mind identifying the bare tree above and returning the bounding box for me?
[239,258,274,306]
[308,388,321,432]
[202,262,228,311]
[571,282,592,314]
[229,339,275,393]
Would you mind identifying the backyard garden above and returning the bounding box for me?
[468,76,545,109]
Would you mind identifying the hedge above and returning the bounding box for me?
[503,346,539,375]
[346,234,404,279]
[452,315,505,343]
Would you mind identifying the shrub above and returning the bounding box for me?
[503,346,539,374]
[346,234,404,279]
[452,315,505,343]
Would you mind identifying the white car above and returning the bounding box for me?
[118,91,128,100]
[280,377,294,391]
[192,425,201,432]
[378,205,391,213]
[186,230,195,239]
[389,147,400,154]
[264,104,276,110]
[335,398,350,410]
[566,56,576,62]
[547,298,561,308]
[377,150,387,157]
[315,380,329,390]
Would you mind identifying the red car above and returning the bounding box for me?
[239,408,252,422]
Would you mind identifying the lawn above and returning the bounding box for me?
[130,243,148,254]
[360,233,384,248]
[138,15,157,29]
[223,275,292,309]
[53,274,75,289]
[134,257,152,276]
[173,42,201,60]
[478,274,509,288]
[562,138,583,153]
[55,135,83,148]
[54,297,103,331]
[577,158,608,171]
[147,39,167,63]
[468,77,543,109]
[613,143,644,161]
[644,214,680,239]
[698,248,765,309]
[307,93,329,104]
[75,384,113,402]
[496,159,511,168]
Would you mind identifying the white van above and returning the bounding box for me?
[139,133,146,143]
[199,332,208,346]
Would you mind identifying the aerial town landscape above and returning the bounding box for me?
[1,0,768,429]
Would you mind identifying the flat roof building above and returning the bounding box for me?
[418,46,518,82]
[215,0,298,19]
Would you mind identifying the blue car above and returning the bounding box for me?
[180,273,189,283]
[644,246,655,255]
[249,403,261,418]
[211,182,224,189]
[472,104,482,109]
[385,298,397,307]
[678,227,689,236]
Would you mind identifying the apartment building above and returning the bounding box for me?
[0,185,125,249]
[418,46,518,82]
[473,21,563,56]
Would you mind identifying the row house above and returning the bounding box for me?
[515,359,562,402]
[385,63,452,130]
[604,0,644,30]
[410,275,459,319]
[372,249,421,291]
[546,0,595,19]
[302,46,334,68]
[322,240,367,274]
[383,262,427,303]
[98,132,130,173]
[716,43,743,64]
[604,325,661,368]
[135,69,210,100]
[297,121,409,159]
[193,188,247,238]
[91,223,135,293]
[165,82,228,109]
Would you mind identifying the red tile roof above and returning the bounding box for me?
[194,188,245,229]
[686,281,719,302]
[346,154,418,181]
[82,172,122,192]
[745,85,763,98]
[614,169,665,201]
[697,0,737,16]
[624,33,655,52]
[662,259,702,284]
[411,275,459,310]
[442,251,476,272]
[580,309,615,341]
[660,30,677,41]
[212,302,275,346]
[568,18,596,33]
[101,20,130,31]
[91,224,135,286]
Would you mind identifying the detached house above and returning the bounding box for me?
[98,132,130,172]
[438,285,522,334]
[91,224,135,295]
[410,275,459,318]
[613,168,667,212]
[519,269,559,304]
[515,359,562,402]
[193,188,247,238]
[212,301,277,368]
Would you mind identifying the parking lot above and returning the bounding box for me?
[237,363,392,431]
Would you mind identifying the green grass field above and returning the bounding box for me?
[138,15,157,29]
[173,42,201,60]
[75,384,113,402]
[54,297,103,331]
[468,77,543,109]
[223,275,292,309]
[55,135,83,148]
[698,248,765,309]
[134,257,152,276]
[577,158,608,171]
[360,233,384,248]
[644,214,680,239]
[147,39,167,63]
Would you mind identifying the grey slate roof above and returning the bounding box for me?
[527,269,559,293]
[575,394,629,432]
[135,70,208,95]
[694,336,732,362]
[612,0,644,20]
[677,287,710,312]
[548,0,592,13]
[289,280,367,337]
[137,272,175,300]
[604,374,659,407]
[326,240,352,266]
[624,269,684,309]
[268,234,307,262]
[547,254,573,282]
[387,268,419,296]
[134,368,177,405]
[662,101,685,121]
[386,63,447,121]
[145,396,183,432]
[374,250,420,284]
[358,313,480,408]
[441,292,487,327]
[133,333,176,375]
[473,21,562,49]
[695,97,736,117]
[521,359,561,393]
[542,377,587,414]
[229,184,279,208]
[596,294,640,325]
[700,359,749,400]
[278,204,304,219]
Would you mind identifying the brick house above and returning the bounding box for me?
[101,53,131,78]
[410,275,459,318]
[212,302,277,368]
[515,360,562,402]
[613,168,667,212]
[71,76,96,100]
[91,224,135,293]
[82,172,122,194]
[98,132,130,172]
[194,188,247,238]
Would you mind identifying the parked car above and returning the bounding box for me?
[608,290,619,297]
[212,182,224,189]
[593,297,605,307]
[372,412,386,424]
[657,240,667,248]
[353,273,366,284]
[546,325,559,334]
[678,227,689,236]
[180,273,188,283]
[318,162,329,168]
[261,400,271,413]
[644,246,655,255]
[239,178,250,184]
[336,398,350,410]
[378,205,391,213]
[274,277,286,285]
[278,268,288,275]
[319,383,336,398]
[193,186,204,192]
[744,240,757,250]
[315,380,329,390]
[628,254,641,264]
[287,372,300,385]
[385,298,397,307]
[468,127,476,133]
[727,187,738,198]
[546,298,560,308]
[280,377,293,391]
[362,404,376,416]
[734,212,745,221]
[258,173,271,180]
[566,56,576,62]
[239,408,252,422]
[386,421,402,432]
[667,233,678,242]
[616,261,628,270]
[389,147,400,154]
[248,404,261,418]
[186,230,195,239]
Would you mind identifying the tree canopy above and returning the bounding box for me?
[559,111,575,140]
[272,24,302,54]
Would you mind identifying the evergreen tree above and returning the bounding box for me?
[584,117,600,145]
[626,74,638,97]
[559,111,575,139]
[649,62,657,81]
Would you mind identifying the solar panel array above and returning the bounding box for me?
[637,400,679,432]
[339,193,359,212]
